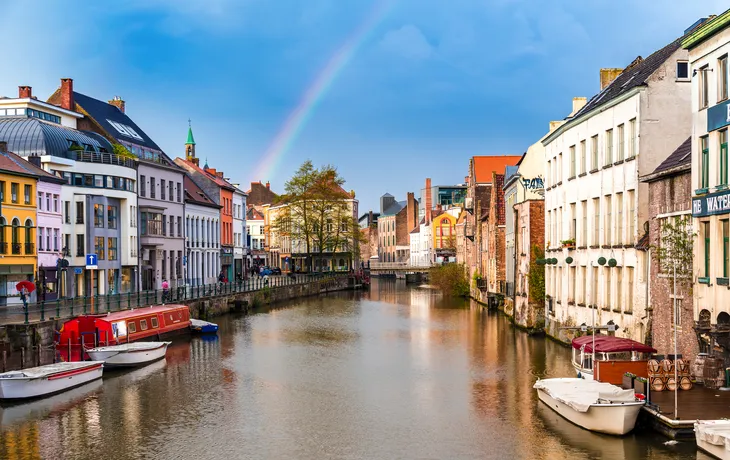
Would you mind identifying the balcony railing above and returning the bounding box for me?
[25,243,35,254]
[11,243,21,255]
[0,242,6,254]
[67,150,137,169]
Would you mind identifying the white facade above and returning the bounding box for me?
[232,188,247,279]
[543,45,692,343]
[686,14,730,327]
[185,203,221,286]
[409,229,421,266]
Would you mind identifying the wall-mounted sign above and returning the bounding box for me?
[708,99,730,132]
[693,189,730,217]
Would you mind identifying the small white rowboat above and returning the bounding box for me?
[695,420,730,460]
[86,342,171,367]
[534,378,644,435]
[0,361,104,400]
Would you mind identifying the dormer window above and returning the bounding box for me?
[107,119,143,141]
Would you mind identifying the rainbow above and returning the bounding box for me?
[249,0,393,184]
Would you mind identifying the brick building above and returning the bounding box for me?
[247,181,277,207]
[514,200,545,330]
[486,172,506,305]
[641,137,697,361]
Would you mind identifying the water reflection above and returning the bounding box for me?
[0,279,703,459]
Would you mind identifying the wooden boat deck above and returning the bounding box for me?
[649,386,730,421]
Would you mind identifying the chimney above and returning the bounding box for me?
[266,181,270,189]
[571,97,587,115]
[549,121,563,133]
[18,86,32,98]
[599,68,623,90]
[368,210,374,225]
[191,157,199,166]
[425,178,432,225]
[108,96,125,113]
[0,141,7,153]
[60,78,74,111]
[28,155,41,167]
[406,192,417,233]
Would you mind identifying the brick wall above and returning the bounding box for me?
[513,200,545,330]
[648,171,696,361]
[395,206,408,246]
[487,174,506,295]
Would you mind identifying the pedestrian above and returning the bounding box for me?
[162,279,169,304]
[20,286,28,310]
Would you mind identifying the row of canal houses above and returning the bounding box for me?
[453,11,730,366]
[0,78,252,306]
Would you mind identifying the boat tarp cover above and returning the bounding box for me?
[0,361,102,379]
[87,342,169,353]
[695,421,730,449]
[534,378,636,413]
[571,335,656,354]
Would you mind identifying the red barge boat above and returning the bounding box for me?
[57,305,191,361]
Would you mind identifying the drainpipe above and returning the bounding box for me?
[645,247,652,345]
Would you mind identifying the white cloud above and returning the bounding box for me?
[379,25,434,60]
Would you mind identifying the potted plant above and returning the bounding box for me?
[561,238,576,250]
[634,376,648,396]
[623,372,636,390]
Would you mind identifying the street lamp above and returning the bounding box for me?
[57,246,70,299]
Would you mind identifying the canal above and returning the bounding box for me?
[0,280,707,459]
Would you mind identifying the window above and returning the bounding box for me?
[53,229,59,251]
[0,181,4,202]
[721,130,729,186]
[128,321,137,334]
[169,215,174,238]
[703,222,711,277]
[64,201,70,223]
[604,195,612,245]
[616,192,623,245]
[627,190,635,243]
[605,129,613,165]
[53,195,59,213]
[151,317,159,328]
[626,267,634,313]
[150,177,155,198]
[720,219,730,278]
[617,124,625,161]
[628,119,636,158]
[162,250,167,278]
[140,319,148,331]
[38,192,43,210]
[547,160,551,186]
[581,201,587,246]
[177,182,182,202]
[674,299,682,328]
[720,55,728,102]
[45,193,50,211]
[593,198,599,245]
[591,135,598,170]
[95,236,105,260]
[162,214,167,236]
[677,61,689,80]
[76,234,84,257]
[701,136,710,189]
[161,179,166,200]
[94,175,104,188]
[177,216,182,237]
[38,227,44,251]
[94,204,104,227]
[64,234,70,254]
[570,203,576,240]
[592,267,598,307]
[76,201,84,224]
[24,184,31,204]
[108,237,118,260]
[580,140,586,174]
[569,145,576,178]
[616,267,623,311]
[140,175,146,197]
[700,65,709,109]
[558,153,563,182]
[11,183,18,203]
[605,267,611,308]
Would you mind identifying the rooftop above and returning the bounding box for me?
[0,118,114,158]
[641,136,691,182]
[472,155,522,184]
[0,149,65,183]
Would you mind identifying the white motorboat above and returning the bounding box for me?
[0,379,102,426]
[0,361,104,400]
[534,378,644,435]
[86,342,170,367]
[695,420,730,459]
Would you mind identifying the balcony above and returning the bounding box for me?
[67,150,137,169]
[11,243,21,255]
[0,242,6,254]
[25,243,35,255]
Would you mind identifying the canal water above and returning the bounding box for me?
[0,280,709,459]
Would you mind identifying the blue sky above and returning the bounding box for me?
[0,0,726,212]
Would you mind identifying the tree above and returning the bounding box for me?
[270,161,363,272]
[655,215,694,286]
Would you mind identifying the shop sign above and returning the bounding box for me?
[693,189,730,217]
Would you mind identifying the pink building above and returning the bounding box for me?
[32,159,65,301]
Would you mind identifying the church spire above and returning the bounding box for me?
[185,119,198,165]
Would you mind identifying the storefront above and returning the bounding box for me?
[221,246,233,280]
[38,265,58,301]
[0,264,35,306]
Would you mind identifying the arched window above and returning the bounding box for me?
[11,218,20,254]
[0,217,5,245]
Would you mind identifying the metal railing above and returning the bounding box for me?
[11,243,21,255]
[68,150,137,169]
[24,242,34,255]
[369,262,432,269]
[3,273,348,325]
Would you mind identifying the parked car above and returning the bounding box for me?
[259,268,273,276]
[272,267,282,275]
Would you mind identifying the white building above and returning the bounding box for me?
[685,11,730,350]
[183,175,221,286]
[542,34,692,343]
[246,206,266,267]
[409,226,422,266]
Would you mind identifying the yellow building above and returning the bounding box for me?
[432,211,457,250]
[0,149,38,305]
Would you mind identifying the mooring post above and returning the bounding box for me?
[20,347,24,369]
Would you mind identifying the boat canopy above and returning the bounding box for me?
[571,335,656,354]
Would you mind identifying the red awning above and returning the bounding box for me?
[571,335,656,354]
